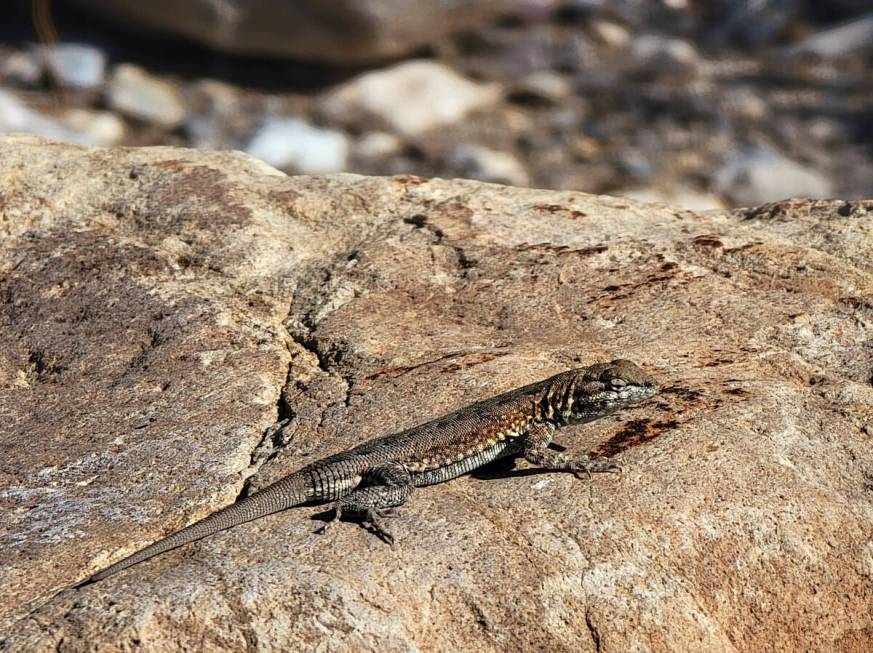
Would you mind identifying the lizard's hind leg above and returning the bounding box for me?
[317,462,413,544]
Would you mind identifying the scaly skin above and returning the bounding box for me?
[81,359,656,584]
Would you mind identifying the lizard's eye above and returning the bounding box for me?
[610,378,627,388]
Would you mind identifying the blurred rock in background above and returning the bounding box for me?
[68,0,530,63]
[0,0,870,206]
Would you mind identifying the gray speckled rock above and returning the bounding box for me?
[69,0,524,64]
[715,146,834,206]
[1,136,872,652]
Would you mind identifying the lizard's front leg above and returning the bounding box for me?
[523,422,620,478]
[317,462,413,543]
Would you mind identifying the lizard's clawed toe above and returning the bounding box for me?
[363,509,397,544]
[570,458,622,480]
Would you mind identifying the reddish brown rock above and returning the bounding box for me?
[1,136,871,651]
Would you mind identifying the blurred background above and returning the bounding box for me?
[1,0,871,209]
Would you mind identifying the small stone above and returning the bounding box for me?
[1,51,43,86]
[724,89,767,121]
[510,71,572,105]
[60,109,125,146]
[631,35,700,76]
[107,63,186,128]
[355,132,401,160]
[789,14,873,59]
[448,144,529,187]
[706,0,798,47]
[322,60,501,137]
[245,118,348,174]
[0,89,118,146]
[617,151,653,182]
[572,135,603,160]
[185,115,221,150]
[185,80,242,150]
[715,146,834,207]
[808,118,842,143]
[34,43,106,91]
[591,19,630,48]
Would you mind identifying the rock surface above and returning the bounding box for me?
[69,0,523,64]
[616,185,726,211]
[1,136,872,652]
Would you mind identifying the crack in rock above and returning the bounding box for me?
[236,320,297,500]
[585,605,603,653]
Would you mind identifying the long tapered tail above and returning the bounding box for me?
[80,473,310,584]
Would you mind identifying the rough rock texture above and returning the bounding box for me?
[1,135,872,652]
[69,0,522,64]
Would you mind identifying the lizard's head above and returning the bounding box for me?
[567,359,657,423]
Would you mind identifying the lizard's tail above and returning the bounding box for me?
[80,473,310,585]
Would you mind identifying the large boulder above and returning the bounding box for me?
[1,135,871,651]
[69,0,523,64]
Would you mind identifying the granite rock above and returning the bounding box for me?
[1,136,871,652]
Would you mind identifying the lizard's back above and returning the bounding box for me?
[308,372,563,484]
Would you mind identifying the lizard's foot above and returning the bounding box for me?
[315,505,343,536]
[362,508,397,545]
[315,505,398,544]
[568,457,621,480]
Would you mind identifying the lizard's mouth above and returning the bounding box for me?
[568,382,656,424]
[598,383,657,412]
[618,383,657,403]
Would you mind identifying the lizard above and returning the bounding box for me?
[80,358,656,584]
